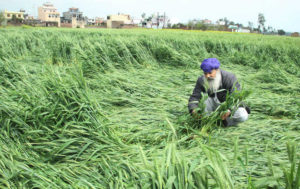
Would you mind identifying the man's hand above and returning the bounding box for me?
[192,110,202,119]
[221,110,231,120]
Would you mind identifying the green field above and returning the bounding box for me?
[0,28,299,188]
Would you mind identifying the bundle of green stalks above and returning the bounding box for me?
[0,27,299,188]
[184,89,251,135]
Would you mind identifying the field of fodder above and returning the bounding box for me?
[0,27,299,188]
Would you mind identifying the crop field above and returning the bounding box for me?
[0,27,299,188]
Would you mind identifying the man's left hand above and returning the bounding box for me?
[221,110,231,120]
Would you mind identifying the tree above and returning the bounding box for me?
[0,11,6,26]
[258,13,266,33]
[156,12,160,29]
[267,26,273,33]
[224,17,229,26]
[141,13,146,20]
[236,23,243,28]
[11,14,22,25]
[141,13,147,27]
[278,29,285,36]
[229,21,235,25]
[171,23,186,29]
[146,15,153,28]
[248,21,253,32]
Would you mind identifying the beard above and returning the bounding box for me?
[204,70,222,93]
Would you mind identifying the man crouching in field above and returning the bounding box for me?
[188,58,250,126]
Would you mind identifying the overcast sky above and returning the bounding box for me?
[1,0,299,32]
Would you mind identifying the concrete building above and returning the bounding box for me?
[95,17,105,26]
[3,10,24,20]
[202,19,212,25]
[216,20,225,26]
[38,2,60,27]
[87,18,95,25]
[61,7,85,28]
[237,28,251,33]
[107,13,131,28]
[228,25,238,32]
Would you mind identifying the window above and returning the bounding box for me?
[7,14,10,17]
[18,14,21,18]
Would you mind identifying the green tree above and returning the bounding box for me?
[141,13,146,20]
[248,21,253,32]
[258,13,266,33]
[196,21,208,31]
[224,17,229,26]
[141,13,146,27]
[0,11,6,26]
[278,29,285,35]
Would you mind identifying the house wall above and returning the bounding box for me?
[238,28,251,33]
[61,23,72,28]
[107,14,131,28]
[71,17,85,28]
[4,10,24,20]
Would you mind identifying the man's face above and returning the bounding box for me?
[204,69,218,80]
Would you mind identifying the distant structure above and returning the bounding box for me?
[228,25,238,32]
[216,20,225,26]
[95,17,105,26]
[237,28,251,33]
[142,13,170,29]
[201,19,212,25]
[87,18,95,26]
[61,7,85,28]
[106,13,131,28]
[3,9,25,22]
[38,2,60,27]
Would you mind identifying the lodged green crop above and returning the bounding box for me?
[0,27,299,188]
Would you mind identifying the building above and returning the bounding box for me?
[87,18,95,25]
[38,2,60,27]
[107,13,131,28]
[202,19,212,25]
[62,7,83,21]
[237,28,251,33]
[143,15,169,29]
[3,10,24,21]
[228,25,238,32]
[216,20,225,26]
[61,7,85,28]
[95,17,105,26]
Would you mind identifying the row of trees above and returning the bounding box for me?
[171,13,288,35]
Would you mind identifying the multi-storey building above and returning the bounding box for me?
[38,2,60,27]
[61,7,85,28]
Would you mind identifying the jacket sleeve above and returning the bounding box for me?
[188,77,205,114]
[229,74,241,93]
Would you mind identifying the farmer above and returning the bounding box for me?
[188,58,250,126]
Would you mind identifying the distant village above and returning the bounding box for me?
[1,2,299,36]
[1,3,171,29]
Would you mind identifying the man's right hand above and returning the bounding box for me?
[192,110,202,119]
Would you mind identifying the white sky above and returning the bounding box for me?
[0,0,299,32]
